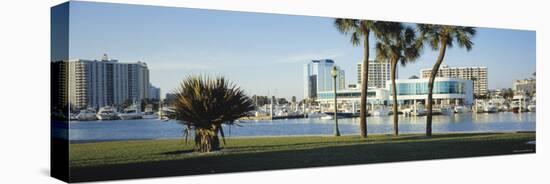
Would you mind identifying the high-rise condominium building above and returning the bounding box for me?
[58,54,151,109]
[304,59,345,99]
[357,60,393,88]
[51,61,70,112]
[421,65,488,96]
[148,84,161,100]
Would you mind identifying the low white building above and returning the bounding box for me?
[386,78,474,106]
[315,77,474,111]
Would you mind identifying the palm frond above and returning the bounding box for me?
[334,19,389,47]
[417,24,476,52]
[376,22,420,66]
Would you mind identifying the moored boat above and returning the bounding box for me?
[141,105,158,119]
[77,108,97,121]
[527,97,536,112]
[454,105,468,113]
[307,112,325,119]
[320,115,333,120]
[118,103,142,120]
[403,102,426,116]
[96,106,118,120]
[372,106,389,116]
[527,104,536,112]
[440,106,455,115]
[511,94,529,113]
[483,101,498,113]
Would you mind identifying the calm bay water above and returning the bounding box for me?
[68,112,536,141]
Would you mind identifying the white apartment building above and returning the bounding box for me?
[357,60,393,89]
[421,65,488,96]
[63,55,151,109]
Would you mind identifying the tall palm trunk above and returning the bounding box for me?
[359,33,370,138]
[194,125,221,152]
[391,59,399,135]
[426,39,448,137]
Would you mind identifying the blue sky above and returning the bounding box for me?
[68,1,536,99]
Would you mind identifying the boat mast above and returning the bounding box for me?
[158,88,163,120]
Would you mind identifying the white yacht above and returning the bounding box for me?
[402,103,426,116]
[372,106,389,116]
[77,108,97,121]
[307,112,326,119]
[440,106,455,116]
[474,100,485,113]
[142,106,158,119]
[320,115,334,120]
[498,104,509,112]
[411,106,426,116]
[527,98,536,112]
[118,104,142,120]
[454,105,469,113]
[96,106,118,120]
[119,108,142,120]
[69,113,79,121]
[483,101,498,113]
[511,94,529,113]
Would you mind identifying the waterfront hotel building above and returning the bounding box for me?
[357,60,393,89]
[53,54,152,109]
[421,65,488,96]
[316,78,473,111]
[513,78,536,95]
[303,59,345,99]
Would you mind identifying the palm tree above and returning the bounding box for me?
[417,24,476,137]
[334,19,390,138]
[171,75,254,152]
[375,23,421,135]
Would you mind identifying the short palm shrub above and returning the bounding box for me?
[172,75,254,152]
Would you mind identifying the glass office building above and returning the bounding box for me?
[303,59,345,99]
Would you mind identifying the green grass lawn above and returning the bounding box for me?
[68,132,535,182]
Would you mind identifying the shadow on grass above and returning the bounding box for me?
[157,133,510,157]
[69,133,535,182]
[221,133,504,152]
[162,150,195,155]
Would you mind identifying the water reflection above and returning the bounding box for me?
[69,112,535,141]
